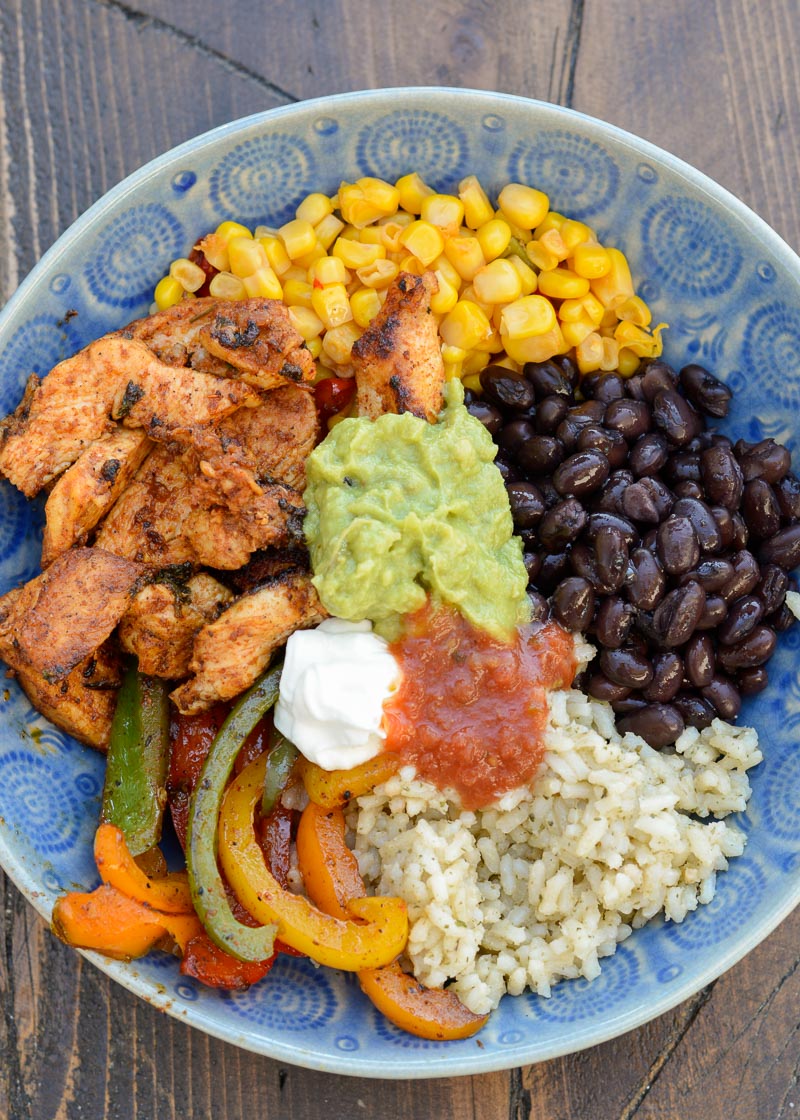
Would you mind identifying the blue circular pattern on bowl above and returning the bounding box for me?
[0,89,799,1078]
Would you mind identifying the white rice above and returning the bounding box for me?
[350,645,762,1015]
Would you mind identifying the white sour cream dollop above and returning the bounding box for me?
[274,618,401,771]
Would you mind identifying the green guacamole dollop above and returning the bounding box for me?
[304,380,531,641]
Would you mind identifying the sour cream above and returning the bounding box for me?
[274,618,401,771]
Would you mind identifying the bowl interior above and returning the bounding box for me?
[0,88,799,1077]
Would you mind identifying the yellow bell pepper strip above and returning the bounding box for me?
[298,752,401,809]
[102,663,170,856]
[260,732,298,817]
[185,666,281,962]
[93,823,194,915]
[295,802,365,920]
[219,752,408,970]
[358,963,489,1041]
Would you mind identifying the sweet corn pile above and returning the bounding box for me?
[154,173,665,404]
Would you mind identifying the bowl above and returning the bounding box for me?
[0,87,798,1078]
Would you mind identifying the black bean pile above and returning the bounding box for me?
[466,357,800,748]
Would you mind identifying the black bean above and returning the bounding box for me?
[553,450,610,498]
[466,399,504,436]
[652,389,703,446]
[533,476,561,508]
[737,667,769,696]
[678,364,732,417]
[652,581,707,647]
[720,550,761,602]
[535,551,571,594]
[672,497,722,553]
[570,543,602,587]
[769,602,797,632]
[684,633,715,687]
[617,704,685,747]
[523,551,542,582]
[587,673,631,703]
[592,373,628,404]
[600,647,654,689]
[707,432,734,450]
[643,652,684,702]
[737,439,792,484]
[701,675,742,720]
[527,590,550,623]
[673,480,704,500]
[497,418,535,456]
[622,480,661,523]
[628,432,667,478]
[612,695,648,715]
[480,367,535,411]
[711,506,734,550]
[674,693,716,730]
[537,498,587,551]
[591,526,628,593]
[593,470,635,514]
[640,360,678,402]
[534,395,570,434]
[742,478,781,540]
[717,594,764,645]
[774,472,800,521]
[494,457,519,483]
[594,596,635,649]
[700,444,744,509]
[523,359,576,399]
[665,451,702,484]
[731,512,749,550]
[756,565,789,615]
[717,626,777,671]
[516,434,565,475]
[758,524,800,571]
[695,595,728,630]
[506,482,546,530]
[657,515,700,575]
[604,398,652,441]
[681,558,735,592]
[586,512,638,547]
[641,528,659,555]
[626,548,666,610]
[551,577,595,631]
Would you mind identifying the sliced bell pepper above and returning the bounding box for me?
[358,963,489,1041]
[298,753,401,809]
[180,930,276,990]
[102,663,170,856]
[168,703,229,850]
[93,822,194,915]
[261,732,299,817]
[219,752,408,971]
[295,802,365,920]
[186,666,283,963]
[260,801,294,890]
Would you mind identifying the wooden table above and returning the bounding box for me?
[1,1,798,1116]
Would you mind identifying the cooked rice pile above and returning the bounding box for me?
[351,677,762,1015]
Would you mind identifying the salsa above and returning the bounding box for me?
[383,603,576,808]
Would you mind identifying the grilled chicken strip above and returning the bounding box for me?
[41,429,153,565]
[15,644,122,752]
[215,384,319,492]
[0,548,144,682]
[171,570,326,714]
[0,336,258,498]
[200,300,316,390]
[118,572,234,679]
[352,271,445,422]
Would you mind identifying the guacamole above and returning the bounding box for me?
[304,380,531,641]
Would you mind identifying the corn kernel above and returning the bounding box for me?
[439,300,493,350]
[600,337,620,371]
[541,227,569,260]
[356,259,400,289]
[287,305,324,340]
[309,256,349,286]
[474,218,511,262]
[399,220,445,267]
[473,326,504,354]
[458,175,495,230]
[306,336,323,359]
[283,265,308,284]
[430,272,459,315]
[169,258,206,293]
[537,268,591,300]
[462,349,491,376]
[614,320,658,356]
[576,331,604,374]
[500,295,557,340]
[208,272,247,300]
[617,347,641,377]
[279,219,318,259]
[396,172,435,215]
[421,193,465,231]
[461,373,483,392]
[525,239,560,272]
[283,278,314,309]
[533,211,565,238]
[506,254,537,295]
[561,317,596,348]
[358,226,385,246]
[259,235,292,277]
[315,212,346,250]
[443,235,485,281]
[441,344,468,364]
[228,236,268,278]
[242,266,283,300]
[397,255,426,277]
[332,238,386,269]
[197,233,229,273]
[297,192,334,226]
[154,275,184,311]
[312,282,353,330]
[294,241,327,270]
[350,286,383,328]
[590,248,635,309]
[498,183,549,230]
[378,214,414,253]
[339,178,400,228]
[503,322,566,365]
[616,295,652,327]
[215,220,253,243]
[560,219,594,253]
[254,225,279,239]
[572,242,612,279]
[458,285,492,317]
[432,254,462,291]
[473,258,523,305]
[322,322,362,366]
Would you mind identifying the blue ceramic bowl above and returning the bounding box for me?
[0,89,798,1077]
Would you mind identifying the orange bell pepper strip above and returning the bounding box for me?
[94,823,194,915]
[218,752,408,971]
[295,802,365,920]
[358,963,489,1041]
[298,753,400,808]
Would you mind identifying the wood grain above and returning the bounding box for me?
[1,1,799,1117]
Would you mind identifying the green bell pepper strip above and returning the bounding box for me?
[185,666,282,962]
[261,733,299,818]
[102,663,169,857]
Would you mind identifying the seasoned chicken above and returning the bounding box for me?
[171,570,326,714]
[0,336,258,497]
[0,548,144,682]
[118,297,233,372]
[215,384,319,492]
[199,300,316,390]
[15,644,122,752]
[352,271,445,422]
[41,429,153,565]
[118,572,234,679]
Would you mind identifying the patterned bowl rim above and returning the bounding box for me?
[1,86,799,1077]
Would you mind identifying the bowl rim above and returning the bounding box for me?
[1,85,799,1078]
